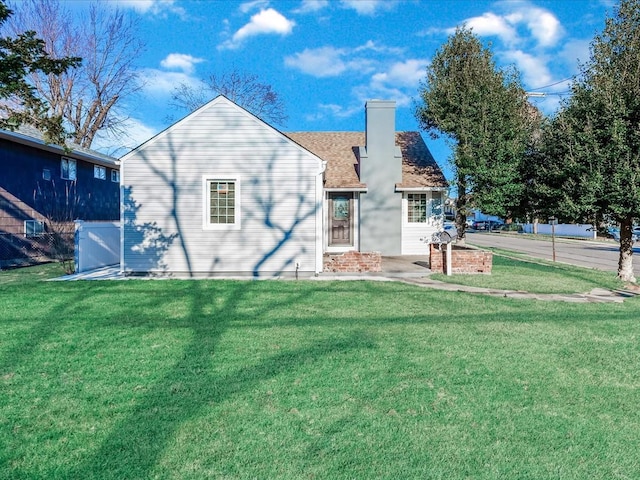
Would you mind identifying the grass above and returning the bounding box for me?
[1,263,640,479]
[432,249,626,293]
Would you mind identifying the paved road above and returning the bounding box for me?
[465,232,640,277]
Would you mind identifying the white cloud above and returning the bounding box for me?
[115,0,186,18]
[239,0,270,14]
[458,12,518,45]
[371,59,428,88]
[501,50,552,89]
[285,46,349,77]
[139,68,204,99]
[354,83,411,106]
[354,40,404,56]
[558,39,591,72]
[159,53,204,74]
[285,43,402,78]
[457,3,563,49]
[294,0,329,14]
[307,103,361,121]
[119,118,159,151]
[220,8,295,50]
[340,0,397,16]
[506,6,563,47]
[91,116,159,157]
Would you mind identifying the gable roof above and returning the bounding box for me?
[285,130,447,190]
[0,125,118,168]
[120,95,324,170]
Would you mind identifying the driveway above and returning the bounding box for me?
[466,232,640,277]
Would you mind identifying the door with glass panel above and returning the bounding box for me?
[328,193,353,246]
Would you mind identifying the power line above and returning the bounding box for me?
[529,77,575,91]
[526,91,571,97]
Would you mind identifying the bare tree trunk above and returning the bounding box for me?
[618,216,636,283]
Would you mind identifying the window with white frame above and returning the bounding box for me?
[111,170,120,182]
[407,193,427,223]
[42,168,51,181]
[61,157,77,180]
[24,220,45,237]
[204,177,240,228]
[94,165,106,180]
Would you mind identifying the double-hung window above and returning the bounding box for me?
[61,157,77,181]
[24,220,45,237]
[203,176,240,229]
[407,193,427,223]
[94,165,106,180]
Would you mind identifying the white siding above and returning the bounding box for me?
[401,191,444,255]
[121,97,322,277]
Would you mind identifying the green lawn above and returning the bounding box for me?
[433,250,626,293]
[2,264,640,479]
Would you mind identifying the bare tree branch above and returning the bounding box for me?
[6,0,145,148]
[171,69,288,127]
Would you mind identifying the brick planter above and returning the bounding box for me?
[429,243,492,274]
[323,251,382,273]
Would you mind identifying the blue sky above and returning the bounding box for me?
[98,0,613,170]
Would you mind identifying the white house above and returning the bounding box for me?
[120,96,447,277]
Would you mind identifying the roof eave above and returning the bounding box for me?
[0,129,119,168]
[324,187,368,192]
[395,185,449,192]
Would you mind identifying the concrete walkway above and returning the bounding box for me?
[397,276,639,304]
[316,256,639,303]
[55,259,639,303]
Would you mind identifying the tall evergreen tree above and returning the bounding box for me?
[415,27,534,243]
[545,0,640,282]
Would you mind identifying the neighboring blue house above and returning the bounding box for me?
[120,96,447,277]
[0,126,119,267]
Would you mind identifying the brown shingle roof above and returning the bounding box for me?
[285,132,365,189]
[285,131,447,190]
[395,131,448,189]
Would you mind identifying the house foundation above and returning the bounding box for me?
[323,251,382,273]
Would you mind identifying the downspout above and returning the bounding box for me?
[315,160,328,275]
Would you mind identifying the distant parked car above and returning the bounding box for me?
[472,220,504,231]
[608,226,640,242]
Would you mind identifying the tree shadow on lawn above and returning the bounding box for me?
[0,286,94,381]
[65,280,377,479]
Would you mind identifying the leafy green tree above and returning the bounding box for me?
[542,0,640,282]
[0,1,79,144]
[415,27,535,244]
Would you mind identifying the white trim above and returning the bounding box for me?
[395,186,448,192]
[324,191,360,253]
[202,175,241,230]
[324,187,368,193]
[315,169,324,273]
[400,190,445,254]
